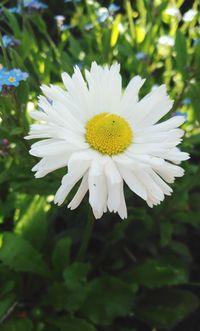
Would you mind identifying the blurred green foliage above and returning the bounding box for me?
[0,0,200,330]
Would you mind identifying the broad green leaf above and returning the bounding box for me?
[31,14,47,34]
[52,237,71,276]
[175,30,187,74]
[3,9,21,37]
[0,293,16,319]
[48,316,97,331]
[136,289,199,329]
[131,257,188,288]
[16,81,30,104]
[63,262,90,289]
[15,196,49,249]
[1,318,33,331]
[44,282,88,313]
[160,222,173,247]
[80,276,134,325]
[0,233,49,277]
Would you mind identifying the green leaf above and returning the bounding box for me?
[63,262,90,289]
[15,196,49,250]
[15,81,29,104]
[0,293,16,319]
[31,13,47,34]
[175,30,187,74]
[52,237,72,276]
[44,282,88,313]
[1,318,33,331]
[136,289,199,329]
[3,9,21,37]
[131,257,188,288]
[0,281,15,297]
[80,276,134,325]
[48,316,97,331]
[10,128,24,136]
[0,233,49,277]
[160,222,173,247]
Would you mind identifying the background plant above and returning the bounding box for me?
[0,0,200,330]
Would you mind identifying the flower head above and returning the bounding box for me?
[26,62,189,219]
[54,15,66,29]
[23,0,48,10]
[2,35,20,48]
[108,4,120,14]
[183,9,197,22]
[135,52,147,60]
[158,35,175,47]
[64,0,81,3]
[0,68,28,88]
[165,7,180,18]
[97,8,109,23]
[8,6,21,14]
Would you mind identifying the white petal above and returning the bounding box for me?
[85,62,122,114]
[118,164,147,200]
[154,161,184,183]
[54,151,92,205]
[62,66,93,121]
[150,170,173,196]
[131,85,173,126]
[120,76,145,114]
[118,181,127,219]
[135,167,165,201]
[68,173,88,210]
[32,154,69,178]
[104,159,122,212]
[135,116,185,134]
[88,159,107,219]
[30,139,86,158]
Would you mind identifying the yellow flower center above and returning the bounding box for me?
[85,113,133,155]
[8,76,16,83]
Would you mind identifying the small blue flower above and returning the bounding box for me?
[0,6,21,14]
[8,6,21,14]
[64,0,81,3]
[61,24,74,31]
[108,4,120,14]
[182,98,191,106]
[23,0,48,10]
[0,68,29,87]
[193,38,199,46]
[84,23,95,31]
[135,52,147,60]
[97,9,109,23]
[2,35,20,48]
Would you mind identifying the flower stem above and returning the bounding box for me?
[76,208,95,262]
[0,31,10,68]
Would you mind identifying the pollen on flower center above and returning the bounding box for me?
[8,76,16,82]
[85,112,133,155]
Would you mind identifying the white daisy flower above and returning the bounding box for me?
[26,62,189,219]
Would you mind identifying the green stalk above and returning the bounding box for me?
[0,31,10,68]
[76,209,95,262]
[125,0,135,43]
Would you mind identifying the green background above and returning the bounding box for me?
[0,0,200,330]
